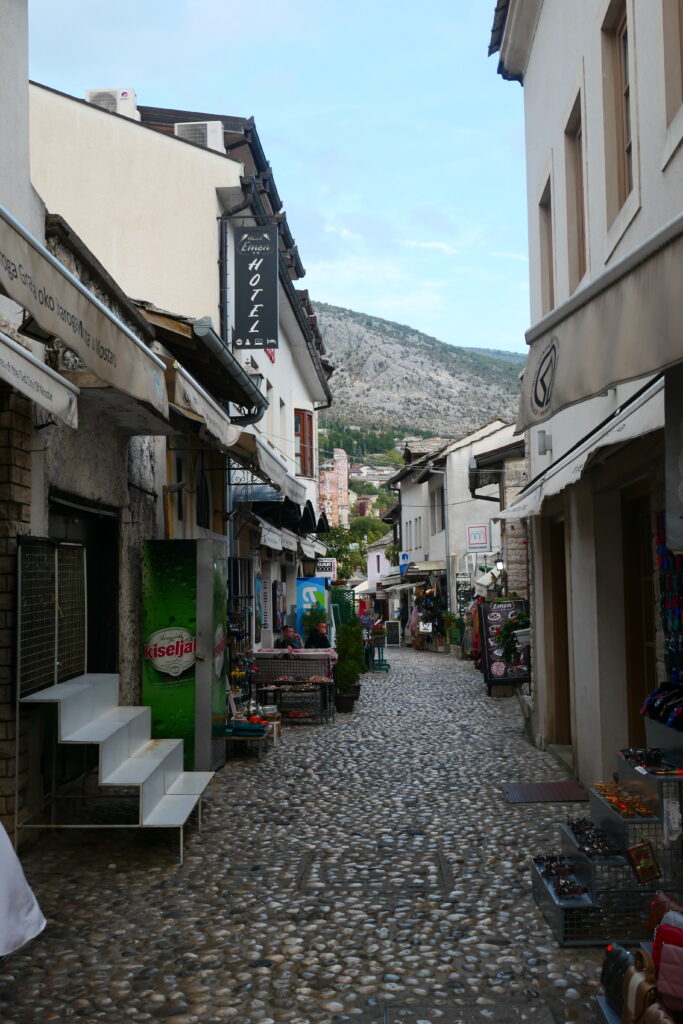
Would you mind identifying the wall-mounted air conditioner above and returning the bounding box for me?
[174,121,226,154]
[84,88,141,121]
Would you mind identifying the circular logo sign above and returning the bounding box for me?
[531,337,559,416]
[144,627,197,677]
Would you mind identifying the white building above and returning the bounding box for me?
[490,0,683,780]
[389,421,520,604]
[28,84,333,649]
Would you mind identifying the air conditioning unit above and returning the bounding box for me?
[85,88,141,121]
[174,121,225,154]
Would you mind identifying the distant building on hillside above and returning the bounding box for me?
[318,447,349,527]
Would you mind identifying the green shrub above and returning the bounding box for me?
[335,619,364,690]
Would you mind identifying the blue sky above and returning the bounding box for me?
[28,0,529,354]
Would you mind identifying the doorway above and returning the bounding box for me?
[549,519,572,747]
[49,492,119,674]
[622,491,656,747]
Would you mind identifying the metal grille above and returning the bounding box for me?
[252,653,334,681]
[18,539,57,696]
[56,545,86,683]
[17,537,86,696]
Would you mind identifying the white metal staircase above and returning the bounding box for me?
[20,673,213,862]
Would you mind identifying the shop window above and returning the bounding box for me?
[196,471,210,529]
[602,1,633,224]
[294,408,314,477]
[539,176,555,314]
[565,93,587,292]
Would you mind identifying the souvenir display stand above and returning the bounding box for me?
[531,742,683,949]
[252,650,337,725]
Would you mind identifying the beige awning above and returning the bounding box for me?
[518,211,683,432]
[0,206,168,417]
[501,376,664,518]
[0,330,78,427]
[231,431,307,504]
[410,560,446,572]
[280,529,298,552]
[257,518,283,551]
[168,362,241,453]
[299,539,316,559]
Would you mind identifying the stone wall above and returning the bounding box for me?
[0,384,32,832]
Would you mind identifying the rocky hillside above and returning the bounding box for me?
[314,302,526,437]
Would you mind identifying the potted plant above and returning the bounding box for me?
[334,620,364,710]
[497,613,531,666]
[370,623,387,644]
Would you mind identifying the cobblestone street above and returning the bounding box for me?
[1,651,604,1023]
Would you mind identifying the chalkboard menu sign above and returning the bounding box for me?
[478,600,530,693]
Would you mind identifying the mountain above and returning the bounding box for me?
[314,302,527,438]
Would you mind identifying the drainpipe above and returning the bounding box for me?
[192,317,267,427]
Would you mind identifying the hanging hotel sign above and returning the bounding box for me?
[0,330,78,428]
[0,206,167,416]
[234,227,279,349]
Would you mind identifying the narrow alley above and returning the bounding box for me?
[1,651,603,1024]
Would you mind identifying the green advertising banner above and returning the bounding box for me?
[142,541,198,766]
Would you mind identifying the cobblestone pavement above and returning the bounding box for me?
[1,650,604,1023]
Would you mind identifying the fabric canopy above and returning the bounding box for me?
[500,376,664,519]
[518,211,683,431]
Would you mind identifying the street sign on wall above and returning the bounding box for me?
[466,522,492,552]
[315,557,337,579]
[399,552,410,576]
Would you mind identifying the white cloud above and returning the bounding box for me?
[402,240,459,255]
[491,250,529,263]
[324,226,362,241]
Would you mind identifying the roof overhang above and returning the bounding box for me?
[517,212,683,433]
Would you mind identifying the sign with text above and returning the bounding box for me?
[478,599,530,694]
[315,558,337,579]
[399,552,410,576]
[0,330,78,427]
[234,227,279,349]
[0,206,167,415]
[466,522,492,552]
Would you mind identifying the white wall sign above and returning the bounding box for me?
[466,522,492,552]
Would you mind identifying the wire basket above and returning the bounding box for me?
[252,653,335,682]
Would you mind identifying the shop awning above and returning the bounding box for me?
[257,518,283,551]
[352,579,375,595]
[280,528,298,552]
[167,361,241,452]
[0,206,168,417]
[231,431,306,504]
[384,581,418,592]
[299,539,316,559]
[313,539,328,555]
[518,211,683,431]
[0,330,78,428]
[499,375,664,519]
[410,560,446,572]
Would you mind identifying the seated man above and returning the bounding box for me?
[305,620,331,648]
[274,625,303,650]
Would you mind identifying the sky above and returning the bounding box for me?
[27,0,530,354]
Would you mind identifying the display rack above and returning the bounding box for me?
[251,651,336,725]
[530,749,683,946]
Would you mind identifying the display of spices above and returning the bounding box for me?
[566,817,621,858]
[593,781,655,818]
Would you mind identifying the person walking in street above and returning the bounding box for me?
[305,620,331,648]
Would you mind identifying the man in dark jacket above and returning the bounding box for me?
[305,621,331,648]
